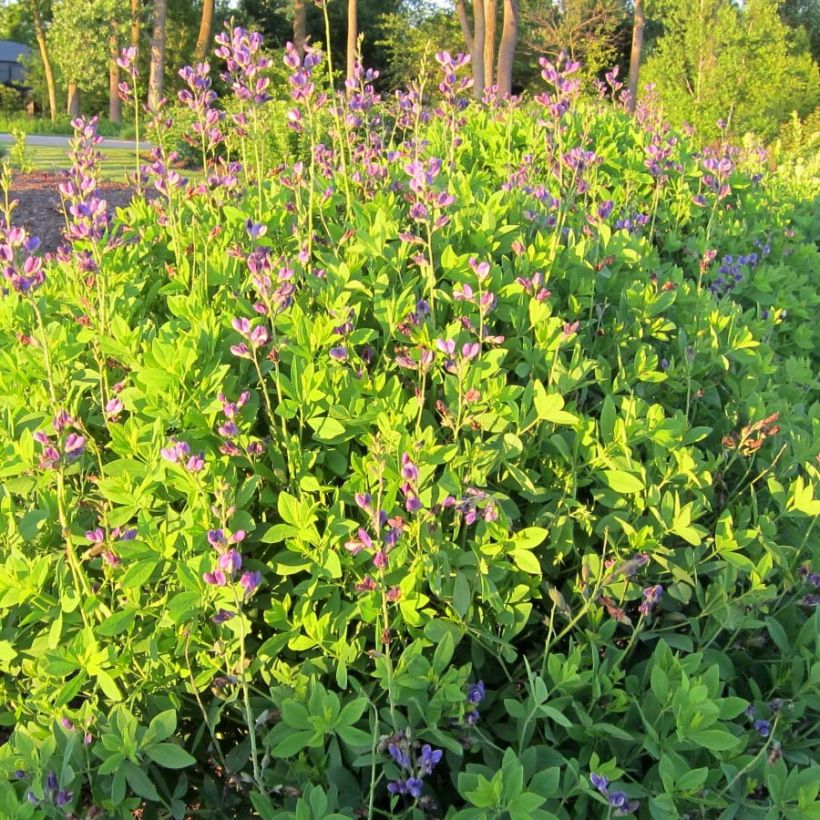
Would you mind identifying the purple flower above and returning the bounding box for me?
[211,608,235,624]
[436,338,456,356]
[754,719,771,737]
[105,397,124,420]
[85,528,105,543]
[401,453,419,482]
[354,492,372,511]
[240,570,262,597]
[218,549,242,575]
[388,743,411,768]
[329,346,349,361]
[54,790,73,808]
[467,680,485,704]
[203,568,227,586]
[63,433,85,460]
[418,744,443,775]
[406,778,423,798]
[590,772,608,794]
[186,453,205,472]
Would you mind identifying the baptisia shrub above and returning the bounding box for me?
[0,22,818,820]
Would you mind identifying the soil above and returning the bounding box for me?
[8,171,142,254]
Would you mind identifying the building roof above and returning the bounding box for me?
[0,40,32,63]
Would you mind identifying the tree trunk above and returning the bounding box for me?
[496,0,519,97]
[627,0,645,112]
[471,0,485,99]
[67,82,80,118]
[454,0,474,54]
[194,0,215,63]
[131,0,141,51]
[29,0,58,121]
[483,0,497,91]
[346,0,357,86]
[147,0,167,109]
[109,23,122,123]
[293,0,307,61]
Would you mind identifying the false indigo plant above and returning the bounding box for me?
[0,18,817,820]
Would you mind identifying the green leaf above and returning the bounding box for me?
[271,729,316,757]
[307,416,347,441]
[689,729,741,751]
[123,760,160,801]
[95,608,136,637]
[511,549,542,574]
[120,558,158,589]
[453,572,471,618]
[533,383,577,426]
[602,470,645,494]
[514,527,549,550]
[144,743,196,769]
[145,710,177,744]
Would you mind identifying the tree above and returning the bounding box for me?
[109,19,122,121]
[148,0,167,108]
[484,0,497,89]
[194,0,214,62]
[496,0,518,96]
[626,0,644,111]
[453,0,485,97]
[347,0,357,84]
[293,0,307,60]
[28,0,58,120]
[642,0,819,139]
[519,0,626,82]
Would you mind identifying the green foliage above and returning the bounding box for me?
[8,128,33,172]
[642,0,820,141]
[0,39,818,819]
[0,84,24,113]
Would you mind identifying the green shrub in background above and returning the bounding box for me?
[0,29,818,820]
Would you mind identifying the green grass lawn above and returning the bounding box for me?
[18,145,139,183]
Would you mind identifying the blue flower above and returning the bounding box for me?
[418,744,443,775]
[590,772,608,794]
[467,680,485,704]
[406,777,424,798]
[388,742,411,769]
[754,719,771,737]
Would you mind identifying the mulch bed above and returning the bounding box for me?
[8,172,143,254]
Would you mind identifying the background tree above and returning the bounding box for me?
[147,0,167,108]
[28,0,58,119]
[293,0,306,60]
[496,0,518,95]
[346,0,357,84]
[376,1,462,88]
[642,0,819,140]
[194,0,215,62]
[626,0,643,111]
[519,0,627,82]
[484,0,497,88]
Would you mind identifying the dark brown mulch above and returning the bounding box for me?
[8,172,143,254]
